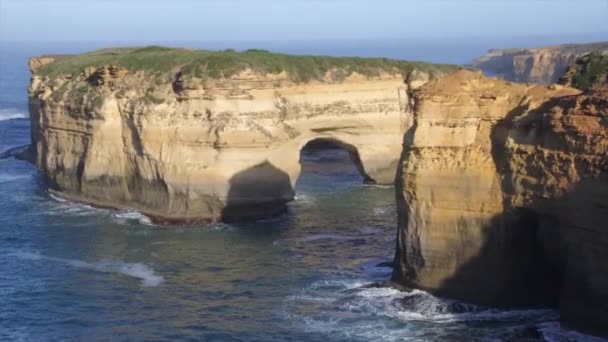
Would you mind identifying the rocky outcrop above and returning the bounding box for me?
[28,47,451,223]
[559,52,608,90]
[392,69,608,335]
[473,42,608,83]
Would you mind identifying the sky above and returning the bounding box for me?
[1,0,607,42]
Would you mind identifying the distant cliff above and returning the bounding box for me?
[392,69,608,335]
[473,41,608,83]
[28,46,454,223]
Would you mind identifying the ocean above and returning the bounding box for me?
[0,40,604,341]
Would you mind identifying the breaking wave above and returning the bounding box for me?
[0,173,30,184]
[10,251,164,287]
[112,210,154,226]
[0,108,28,121]
[284,278,565,341]
[47,193,155,226]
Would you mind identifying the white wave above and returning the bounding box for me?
[47,193,156,226]
[48,193,68,203]
[297,233,365,242]
[112,209,154,226]
[372,207,386,215]
[0,173,30,184]
[294,193,315,204]
[10,251,164,287]
[364,184,394,189]
[307,279,369,291]
[0,108,28,121]
[356,287,557,323]
[47,193,107,217]
[286,278,561,341]
[538,322,607,342]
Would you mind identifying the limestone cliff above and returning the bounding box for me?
[28,47,453,223]
[473,41,608,83]
[392,69,608,335]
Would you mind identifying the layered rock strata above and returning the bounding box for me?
[473,42,608,83]
[28,48,451,223]
[392,69,608,335]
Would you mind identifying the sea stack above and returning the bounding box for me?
[27,46,453,223]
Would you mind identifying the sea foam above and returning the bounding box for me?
[0,108,28,121]
[113,210,154,226]
[285,277,564,341]
[11,251,164,287]
[48,193,156,226]
[0,173,30,184]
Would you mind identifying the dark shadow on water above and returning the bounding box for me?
[221,138,373,223]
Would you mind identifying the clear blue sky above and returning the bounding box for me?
[1,0,607,42]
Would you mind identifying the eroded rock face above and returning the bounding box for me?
[392,69,608,335]
[473,42,608,83]
[28,56,441,223]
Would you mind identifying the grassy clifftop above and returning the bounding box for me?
[34,46,457,82]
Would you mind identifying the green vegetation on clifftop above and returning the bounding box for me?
[35,46,456,82]
[559,53,608,90]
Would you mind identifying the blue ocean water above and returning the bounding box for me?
[0,41,604,341]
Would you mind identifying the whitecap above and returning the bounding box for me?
[286,278,561,341]
[48,193,68,203]
[294,193,315,204]
[364,184,394,189]
[99,261,165,287]
[0,173,30,184]
[112,209,154,226]
[297,233,364,242]
[47,193,157,226]
[46,193,107,217]
[372,207,386,215]
[10,251,164,287]
[0,108,28,121]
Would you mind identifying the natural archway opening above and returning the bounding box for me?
[297,138,374,192]
[288,137,398,276]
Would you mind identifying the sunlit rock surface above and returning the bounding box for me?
[27,47,451,223]
[392,69,608,335]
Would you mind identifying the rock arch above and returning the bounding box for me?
[29,67,429,223]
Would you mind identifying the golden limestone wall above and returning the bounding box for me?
[392,69,608,335]
[28,59,432,223]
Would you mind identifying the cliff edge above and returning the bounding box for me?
[473,41,608,83]
[392,69,608,335]
[28,46,454,223]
